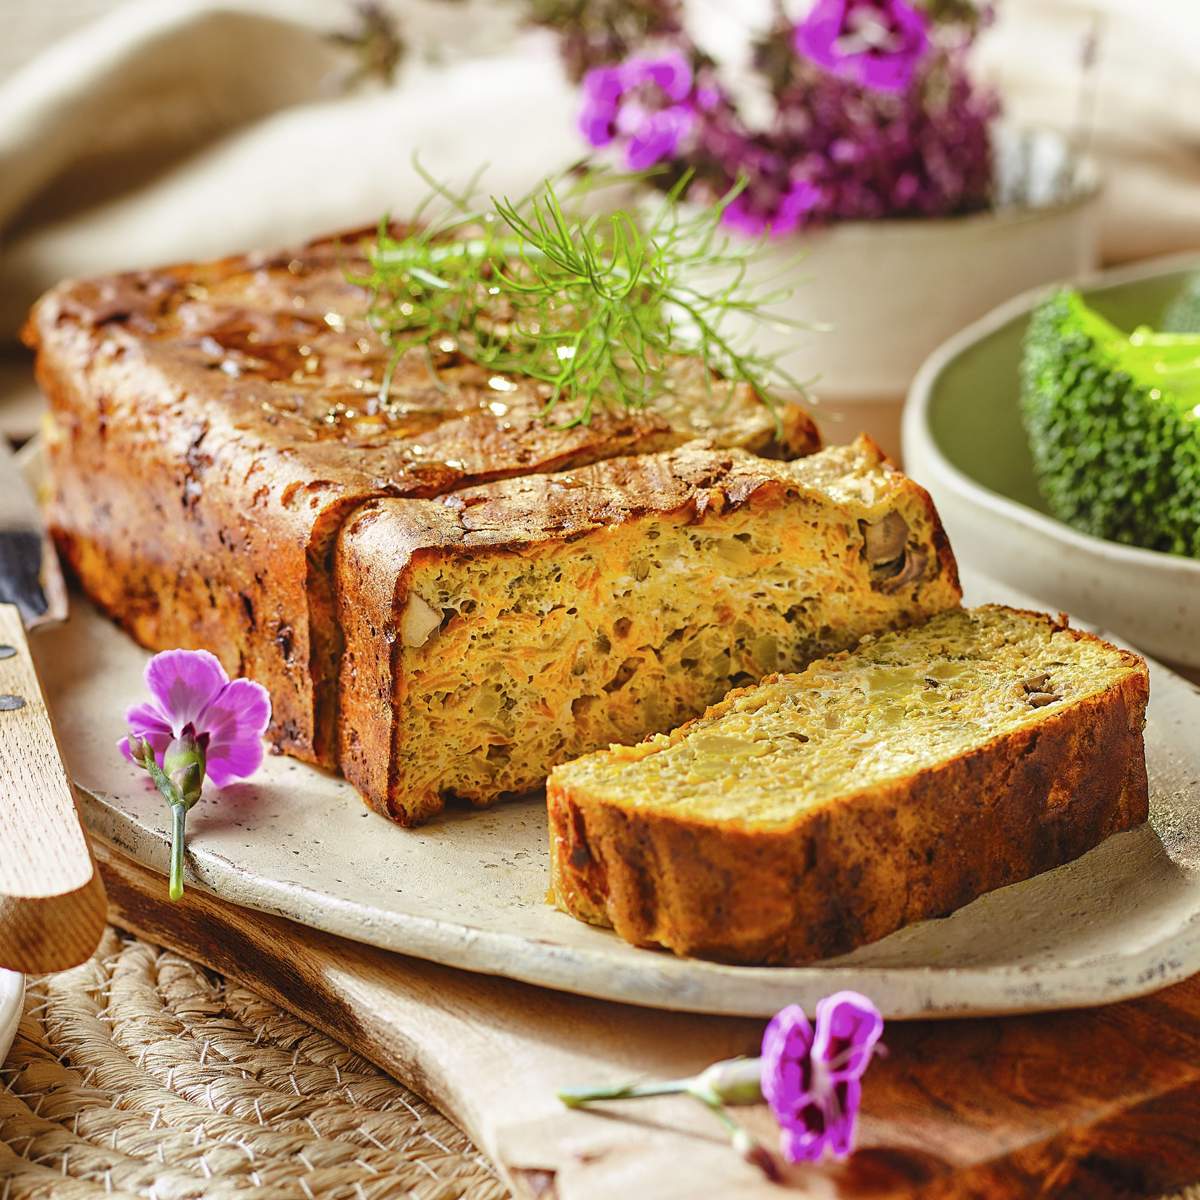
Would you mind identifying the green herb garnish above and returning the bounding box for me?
[356,165,808,427]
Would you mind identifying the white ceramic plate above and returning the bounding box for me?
[0,970,23,1068]
[29,566,1200,1020]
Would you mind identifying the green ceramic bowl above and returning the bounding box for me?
[903,253,1200,669]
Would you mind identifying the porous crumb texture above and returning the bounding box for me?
[548,606,1150,965]
[336,437,960,823]
[26,229,819,767]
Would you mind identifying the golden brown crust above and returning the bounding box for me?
[27,229,819,766]
[547,612,1150,965]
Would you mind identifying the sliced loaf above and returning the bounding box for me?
[548,606,1150,964]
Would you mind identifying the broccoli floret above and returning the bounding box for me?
[1019,289,1200,557]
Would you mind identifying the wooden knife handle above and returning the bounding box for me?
[0,604,106,972]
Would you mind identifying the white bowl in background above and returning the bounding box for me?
[722,126,1101,457]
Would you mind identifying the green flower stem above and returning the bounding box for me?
[559,1057,764,1110]
[169,802,188,903]
[691,1086,744,1135]
[135,738,199,903]
[558,1077,694,1107]
[558,1067,778,1180]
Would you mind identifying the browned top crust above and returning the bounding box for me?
[24,228,819,488]
[342,436,903,555]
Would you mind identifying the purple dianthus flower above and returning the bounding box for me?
[121,648,271,901]
[794,0,930,94]
[761,992,883,1163]
[120,649,271,788]
[578,49,698,170]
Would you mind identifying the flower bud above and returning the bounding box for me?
[695,1056,765,1105]
[129,737,156,769]
[163,733,206,807]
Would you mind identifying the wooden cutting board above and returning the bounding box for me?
[96,839,1200,1200]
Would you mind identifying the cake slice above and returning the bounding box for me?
[25,228,818,768]
[548,606,1149,965]
[335,436,960,823]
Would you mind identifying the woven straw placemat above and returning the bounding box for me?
[0,928,509,1199]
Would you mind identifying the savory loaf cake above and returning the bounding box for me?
[25,229,819,768]
[548,606,1149,965]
[336,436,961,823]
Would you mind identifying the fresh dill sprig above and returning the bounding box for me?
[356,164,809,426]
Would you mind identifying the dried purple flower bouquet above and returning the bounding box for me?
[569,0,999,237]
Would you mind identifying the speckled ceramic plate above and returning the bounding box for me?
[0,970,23,1067]
[29,567,1200,1020]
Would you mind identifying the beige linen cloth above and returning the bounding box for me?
[0,0,1198,440]
[0,0,582,434]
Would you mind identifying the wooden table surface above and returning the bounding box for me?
[96,839,1200,1200]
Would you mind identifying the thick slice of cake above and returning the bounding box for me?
[25,229,818,767]
[335,436,960,823]
[548,606,1149,965]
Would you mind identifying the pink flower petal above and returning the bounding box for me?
[582,64,623,105]
[198,677,271,788]
[579,65,623,148]
[622,106,694,171]
[778,1097,831,1163]
[770,180,823,236]
[204,737,265,789]
[777,1075,862,1164]
[793,0,929,95]
[632,50,692,102]
[579,103,616,148]
[813,991,883,1081]
[614,97,651,138]
[720,195,769,238]
[760,1004,815,1112]
[825,1078,862,1159]
[145,649,229,732]
[123,701,174,764]
[793,0,848,66]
